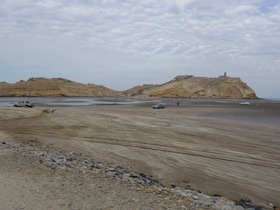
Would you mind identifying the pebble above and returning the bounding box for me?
[235,205,245,210]
[94,163,104,169]
[192,195,199,200]
[269,203,274,208]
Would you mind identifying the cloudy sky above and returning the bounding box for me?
[0,0,279,98]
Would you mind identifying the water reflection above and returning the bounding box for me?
[0,97,158,107]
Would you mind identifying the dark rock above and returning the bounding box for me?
[117,173,124,180]
[144,178,151,186]
[2,141,6,144]
[149,177,159,183]
[130,172,141,179]
[236,198,260,209]
[241,198,252,203]
[235,205,245,210]
[83,159,89,164]
[115,167,128,175]
[139,172,146,178]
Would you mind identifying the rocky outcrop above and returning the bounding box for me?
[132,76,257,99]
[0,77,119,97]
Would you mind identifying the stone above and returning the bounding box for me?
[184,193,193,198]
[130,172,141,179]
[107,167,115,172]
[139,173,146,177]
[192,195,199,200]
[115,166,128,174]
[117,174,124,180]
[269,203,274,208]
[83,159,89,164]
[94,163,104,169]
[213,204,233,210]
[123,173,130,180]
[169,189,184,196]
[235,205,245,210]
[171,184,176,188]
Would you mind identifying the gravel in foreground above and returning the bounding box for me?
[0,140,278,210]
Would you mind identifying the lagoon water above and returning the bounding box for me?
[1,97,279,126]
[0,97,157,107]
[0,97,279,107]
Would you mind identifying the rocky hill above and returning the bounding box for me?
[0,77,119,97]
[122,84,157,97]
[125,75,257,99]
[0,76,257,98]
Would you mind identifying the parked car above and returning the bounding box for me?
[152,104,165,109]
[239,102,250,105]
[14,101,34,108]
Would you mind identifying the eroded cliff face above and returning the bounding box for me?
[0,76,257,98]
[125,76,257,99]
[0,77,119,97]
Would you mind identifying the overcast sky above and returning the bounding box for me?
[0,0,279,98]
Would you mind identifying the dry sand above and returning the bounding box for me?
[0,101,279,207]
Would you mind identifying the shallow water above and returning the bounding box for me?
[1,97,279,107]
[1,97,279,126]
[0,97,158,107]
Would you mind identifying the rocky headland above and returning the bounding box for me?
[123,76,257,99]
[0,75,257,98]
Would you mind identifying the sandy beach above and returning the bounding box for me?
[0,100,280,208]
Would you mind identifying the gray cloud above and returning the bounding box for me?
[0,0,279,97]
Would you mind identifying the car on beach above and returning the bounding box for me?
[239,102,250,105]
[152,104,165,109]
[14,101,34,108]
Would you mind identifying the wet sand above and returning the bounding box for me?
[0,101,279,206]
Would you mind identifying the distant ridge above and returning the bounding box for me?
[0,76,257,98]
[0,77,119,97]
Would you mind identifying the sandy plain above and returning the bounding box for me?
[0,100,279,207]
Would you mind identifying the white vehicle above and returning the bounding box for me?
[239,102,250,105]
[14,101,34,108]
